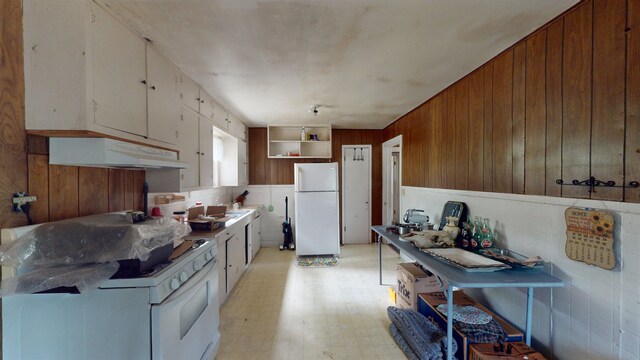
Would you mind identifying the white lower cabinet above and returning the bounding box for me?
[249,210,262,261]
[216,210,262,305]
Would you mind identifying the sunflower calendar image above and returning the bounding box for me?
[564,207,616,270]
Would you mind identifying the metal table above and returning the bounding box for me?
[373,226,564,360]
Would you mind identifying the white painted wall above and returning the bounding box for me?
[402,186,640,360]
[234,185,295,248]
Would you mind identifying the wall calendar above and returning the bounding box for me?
[565,207,616,270]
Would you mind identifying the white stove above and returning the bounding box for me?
[2,223,221,360]
[102,236,218,303]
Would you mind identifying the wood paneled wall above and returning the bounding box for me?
[247,128,383,240]
[27,136,146,224]
[384,0,640,203]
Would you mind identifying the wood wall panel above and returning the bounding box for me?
[562,2,593,199]
[108,169,125,212]
[483,61,494,192]
[454,79,469,190]
[512,43,526,194]
[133,171,146,212]
[429,95,443,189]
[27,154,49,224]
[627,0,640,202]
[468,69,484,191]
[49,165,79,221]
[525,30,547,196]
[418,103,428,187]
[442,89,457,188]
[0,0,28,230]
[546,19,564,197]
[591,0,626,201]
[492,50,514,194]
[79,167,109,216]
[124,171,135,210]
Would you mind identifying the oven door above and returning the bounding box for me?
[151,258,220,360]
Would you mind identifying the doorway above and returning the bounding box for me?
[383,135,402,226]
[342,145,372,244]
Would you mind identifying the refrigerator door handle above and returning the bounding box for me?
[296,166,301,192]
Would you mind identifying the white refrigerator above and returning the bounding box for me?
[294,163,340,256]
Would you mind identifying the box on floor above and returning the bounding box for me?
[468,342,547,360]
[396,262,441,310]
[418,291,524,360]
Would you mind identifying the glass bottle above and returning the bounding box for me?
[480,217,495,248]
[301,127,306,141]
[460,222,471,249]
[471,217,482,251]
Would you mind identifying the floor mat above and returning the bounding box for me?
[297,255,338,267]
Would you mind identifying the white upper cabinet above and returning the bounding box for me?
[177,107,200,189]
[199,115,214,188]
[176,106,214,190]
[23,1,180,148]
[147,46,179,145]
[238,140,248,186]
[92,4,147,137]
[199,91,216,121]
[212,100,228,131]
[228,112,247,141]
[178,72,200,113]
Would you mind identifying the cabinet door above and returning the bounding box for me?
[217,240,227,303]
[212,101,228,131]
[178,107,200,189]
[226,233,244,293]
[238,140,247,186]
[228,113,246,140]
[251,215,261,259]
[178,72,200,112]
[147,46,179,145]
[92,3,147,136]
[199,117,214,188]
[199,90,215,120]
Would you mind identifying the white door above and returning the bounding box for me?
[342,146,372,244]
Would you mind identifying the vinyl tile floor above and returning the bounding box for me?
[216,243,406,360]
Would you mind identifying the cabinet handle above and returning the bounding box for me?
[196,151,201,155]
[201,152,205,156]
[150,85,156,90]
[175,131,179,138]
[141,79,147,84]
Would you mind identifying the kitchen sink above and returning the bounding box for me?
[225,209,251,218]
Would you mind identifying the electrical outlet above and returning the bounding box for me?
[12,193,37,212]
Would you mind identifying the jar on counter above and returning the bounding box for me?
[172,210,188,223]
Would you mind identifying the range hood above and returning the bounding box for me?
[49,138,188,169]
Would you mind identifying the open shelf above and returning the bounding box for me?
[267,125,331,158]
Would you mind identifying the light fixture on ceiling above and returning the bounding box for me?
[309,105,320,116]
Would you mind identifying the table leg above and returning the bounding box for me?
[446,285,454,360]
[378,234,382,285]
[526,287,533,345]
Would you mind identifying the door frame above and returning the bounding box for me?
[341,145,372,244]
[382,135,402,226]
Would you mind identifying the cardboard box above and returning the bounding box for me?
[469,342,547,360]
[396,262,441,310]
[417,291,524,360]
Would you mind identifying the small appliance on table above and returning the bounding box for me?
[294,162,340,256]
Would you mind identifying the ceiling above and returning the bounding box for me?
[100,0,578,129]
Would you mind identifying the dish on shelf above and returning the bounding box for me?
[425,248,511,272]
[479,248,543,268]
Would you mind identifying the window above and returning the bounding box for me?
[212,134,224,187]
